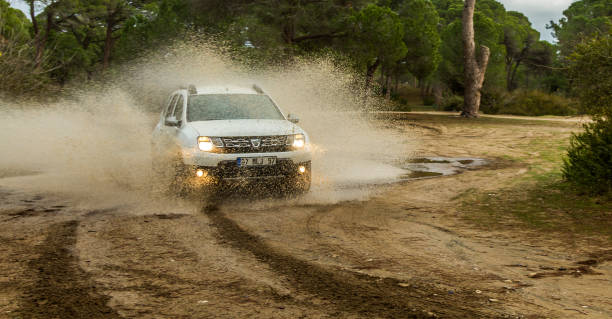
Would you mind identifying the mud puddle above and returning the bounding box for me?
[400,157,488,181]
[327,156,488,192]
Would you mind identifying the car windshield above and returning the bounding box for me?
[187,94,285,121]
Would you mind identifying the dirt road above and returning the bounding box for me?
[1,114,610,318]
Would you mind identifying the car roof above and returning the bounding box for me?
[190,85,261,95]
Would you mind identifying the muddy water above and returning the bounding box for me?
[0,42,420,208]
[316,156,488,190]
[400,157,488,180]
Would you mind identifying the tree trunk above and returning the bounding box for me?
[365,58,380,93]
[433,83,443,106]
[34,10,53,69]
[102,15,115,70]
[282,20,295,44]
[280,1,297,44]
[385,75,391,100]
[508,59,522,91]
[28,0,42,69]
[394,75,399,93]
[28,0,39,36]
[462,0,490,118]
[505,60,514,91]
[419,79,426,100]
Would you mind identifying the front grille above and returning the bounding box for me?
[216,135,291,153]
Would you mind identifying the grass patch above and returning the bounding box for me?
[379,112,583,128]
[409,105,439,112]
[461,179,612,241]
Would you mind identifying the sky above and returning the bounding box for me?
[8,0,577,43]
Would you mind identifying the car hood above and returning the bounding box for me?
[188,119,305,137]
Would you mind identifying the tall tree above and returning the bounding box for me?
[28,0,83,68]
[462,0,490,117]
[350,4,407,92]
[502,11,539,91]
[1,0,53,95]
[434,0,505,94]
[98,0,131,69]
[0,0,31,42]
[397,0,441,96]
[549,0,612,57]
[245,0,361,47]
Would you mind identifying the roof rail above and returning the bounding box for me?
[188,84,197,95]
[252,84,264,94]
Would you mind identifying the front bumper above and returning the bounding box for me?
[182,148,311,167]
[195,160,311,181]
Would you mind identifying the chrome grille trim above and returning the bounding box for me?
[222,137,251,148]
[221,135,288,148]
[214,135,290,153]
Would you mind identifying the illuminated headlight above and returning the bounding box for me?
[288,134,305,149]
[198,136,214,151]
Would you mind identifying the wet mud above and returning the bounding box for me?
[202,204,485,318]
[0,116,610,319]
[15,221,121,319]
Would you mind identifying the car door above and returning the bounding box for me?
[165,93,185,146]
[154,93,179,157]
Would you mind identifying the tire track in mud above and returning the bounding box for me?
[16,220,121,319]
[203,204,489,319]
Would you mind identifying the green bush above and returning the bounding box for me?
[563,120,612,194]
[563,34,612,194]
[488,90,577,116]
[393,103,412,112]
[479,89,505,114]
[442,95,463,111]
[422,94,436,106]
[569,35,612,120]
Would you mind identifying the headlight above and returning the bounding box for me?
[287,133,305,149]
[198,136,214,151]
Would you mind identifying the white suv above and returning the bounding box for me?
[152,85,312,193]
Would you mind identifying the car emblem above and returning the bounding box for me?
[251,138,261,148]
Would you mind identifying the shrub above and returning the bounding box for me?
[563,34,612,194]
[569,35,612,119]
[0,40,55,97]
[393,103,412,112]
[442,95,463,111]
[479,89,505,114]
[494,90,577,116]
[563,120,612,194]
[395,85,423,106]
[422,94,436,106]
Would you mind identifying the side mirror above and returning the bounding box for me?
[165,116,180,127]
[287,113,299,124]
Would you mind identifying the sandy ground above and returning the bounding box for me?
[0,114,610,319]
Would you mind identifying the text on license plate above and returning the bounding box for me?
[237,157,277,167]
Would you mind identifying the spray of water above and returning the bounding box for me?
[0,42,416,208]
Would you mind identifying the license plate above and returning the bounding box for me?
[237,157,277,167]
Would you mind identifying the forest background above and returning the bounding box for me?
[1,0,611,116]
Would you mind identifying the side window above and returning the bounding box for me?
[173,95,184,121]
[165,95,178,119]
